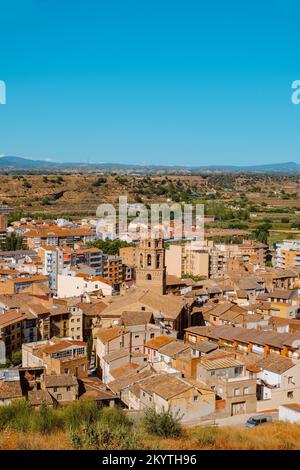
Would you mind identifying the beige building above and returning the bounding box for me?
[128,373,215,424]
[22,337,88,378]
[41,374,78,403]
[256,355,300,411]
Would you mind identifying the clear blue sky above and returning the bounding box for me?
[0,0,300,166]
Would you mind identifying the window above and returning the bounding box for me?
[135,335,139,339]
[234,367,242,377]
[141,306,145,311]
[287,391,294,399]
[57,394,62,400]
[54,387,57,392]
[64,368,69,374]
[193,396,198,402]
[67,386,71,392]
[150,333,155,339]
[244,387,249,395]
[211,371,215,376]
[288,376,294,384]
[234,388,240,397]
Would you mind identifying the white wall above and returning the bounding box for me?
[57,274,112,298]
[279,405,300,423]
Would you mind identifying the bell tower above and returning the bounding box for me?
[135,237,166,295]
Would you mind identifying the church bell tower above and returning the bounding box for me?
[135,237,166,295]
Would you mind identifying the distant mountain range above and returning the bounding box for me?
[1,156,300,174]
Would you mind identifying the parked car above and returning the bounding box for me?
[245,415,273,428]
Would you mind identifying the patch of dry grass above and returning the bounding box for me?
[0,430,71,450]
[1,422,300,450]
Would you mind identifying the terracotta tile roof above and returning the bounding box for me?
[158,340,190,358]
[255,355,295,374]
[101,288,185,320]
[140,374,192,400]
[0,293,35,307]
[43,339,86,354]
[0,309,27,328]
[119,310,154,326]
[0,380,23,400]
[166,275,187,286]
[280,403,300,413]
[10,275,49,284]
[110,363,141,379]
[44,374,78,388]
[24,228,95,238]
[199,356,244,371]
[145,335,174,350]
[107,370,156,394]
[95,326,128,343]
[102,349,129,363]
[268,290,295,300]
[28,389,54,406]
[75,274,112,286]
[78,301,108,316]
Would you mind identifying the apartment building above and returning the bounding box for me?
[276,239,300,269]
[165,240,267,280]
[103,255,123,290]
[39,246,103,290]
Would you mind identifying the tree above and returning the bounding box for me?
[87,335,93,361]
[253,222,271,245]
[89,239,132,256]
[10,350,22,366]
[3,232,23,251]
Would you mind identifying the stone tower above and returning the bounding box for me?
[135,237,166,295]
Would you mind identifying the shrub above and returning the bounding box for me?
[63,399,99,430]
[23,180,32,189]
[68,422,141,450]
[10,350,22,366]
[41,197,51,205]
[92,177,107,187]
[142,408,182,438]
[35,403,63,434]
[98,406,132,428]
